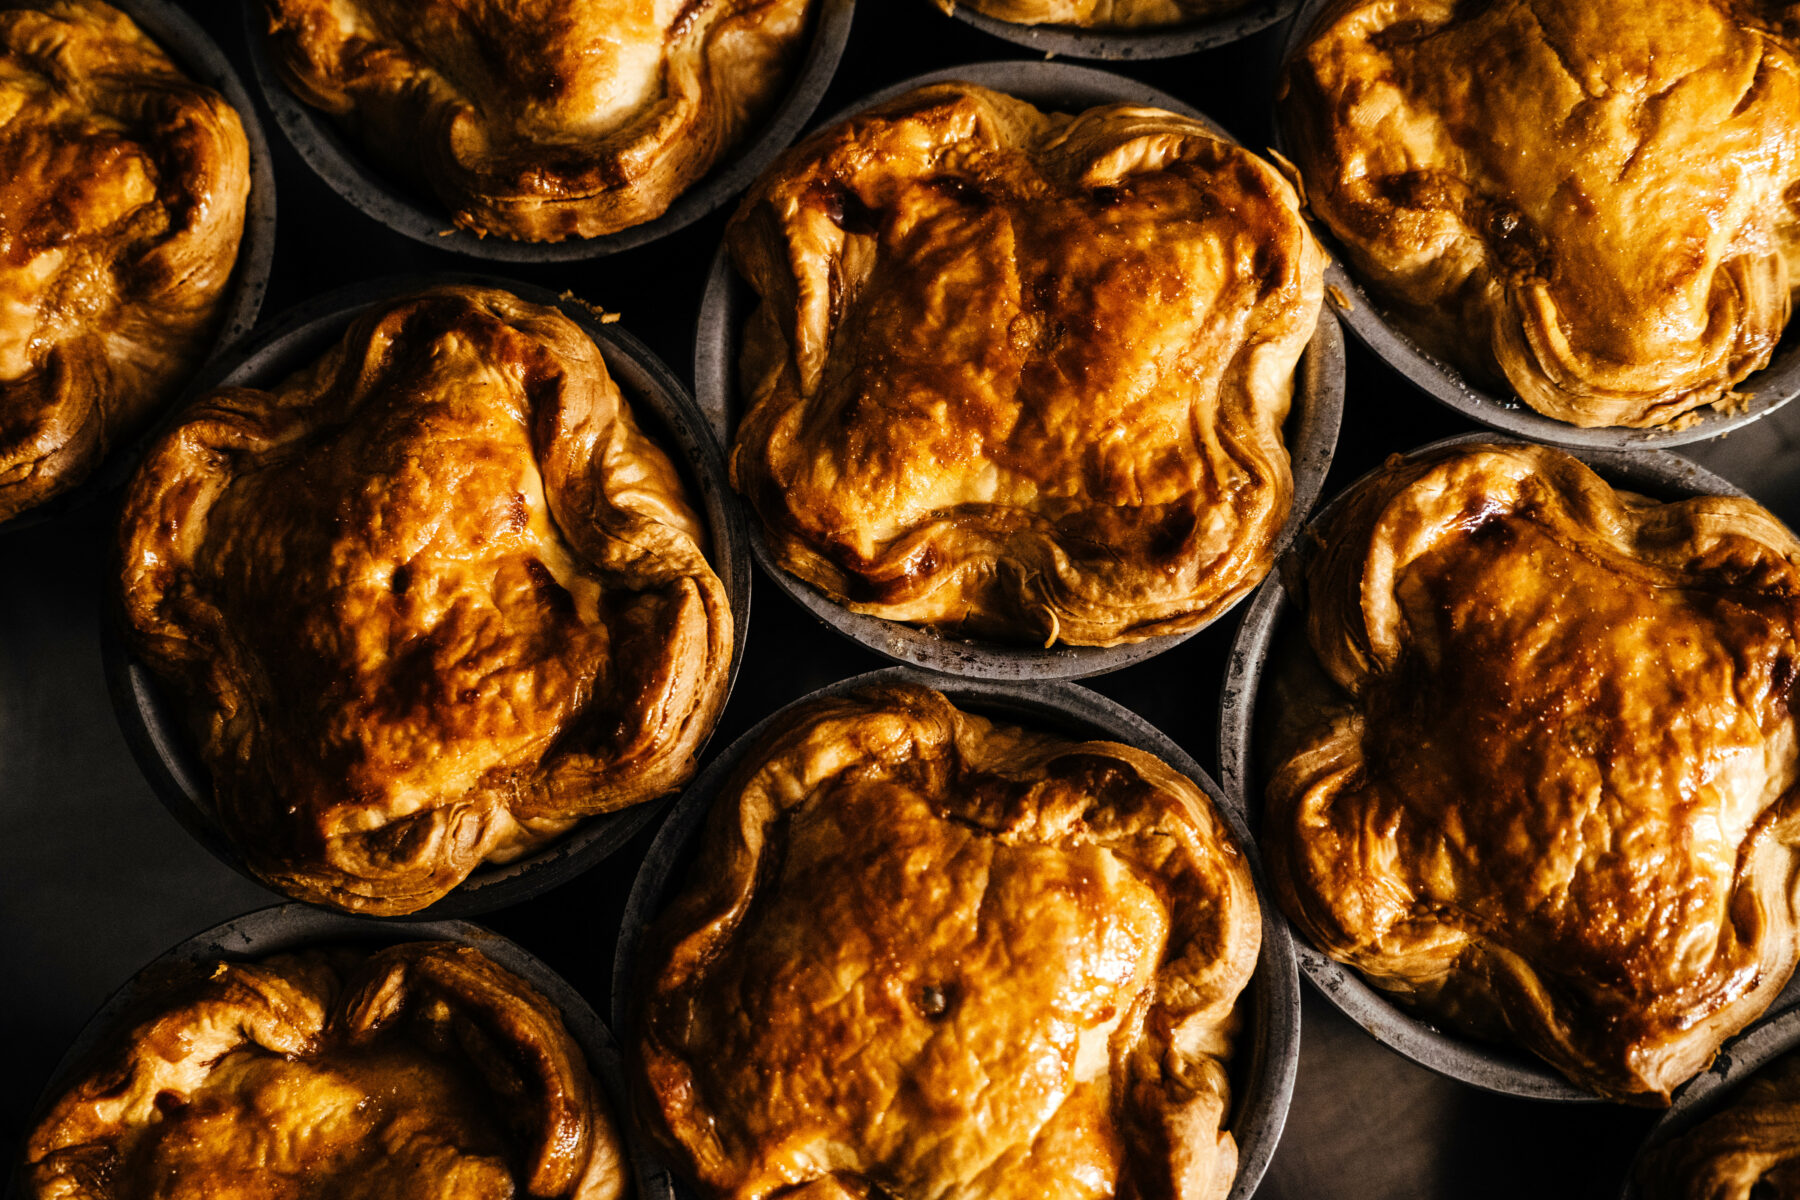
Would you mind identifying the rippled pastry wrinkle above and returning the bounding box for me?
[1280,0,1800,428]
[0,0,249,522]
[728,83,1324,647]
[637,682,1261,1200]
[118,285,733,916]
[24,942,627,1200]
[1264,442,1800,1101]
[928,0,1252,30]
[1639,1052,1800,1199]
[263,0,811,242]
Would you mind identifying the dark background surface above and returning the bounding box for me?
[5,2,1799,1196]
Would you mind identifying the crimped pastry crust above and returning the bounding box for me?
[262,0,813,243]
[1264,442,1800,1102]
[637,682,1261,1200]
[25,942,626,1200]
[929,0,1253,31]
[728,83,1324,648]
[1280,0,1800,429]
[0,0,248,521]
[1639,1052,1800,1199]
[118,285,733,916]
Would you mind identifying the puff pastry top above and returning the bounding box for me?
[0,0,249,522]
[930,0,1253,31]
[1639,1051,1800,1199]
[263,0,813,242]
[118,285,733,916]
[1280,0,1800,428]
[25,942,626,1200]
[1263,442,1800,1101]
[637,682,1262,1200]
[729,83,1325,648]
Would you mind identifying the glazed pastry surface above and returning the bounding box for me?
[930,0,1252,30]
[25,942,627,1200]
[1280,0,1800,428]
[637,682,1261,1200]
[1264,442,1800,1101]
[263,0,813,242]
[729,83,1324,647]
[118,285,733,915]
[1639,1052,1800,1199]
[0,0,249,521]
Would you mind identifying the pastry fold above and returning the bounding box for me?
[1639,1052,1800,1199]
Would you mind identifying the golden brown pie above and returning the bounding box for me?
[0,0,250,522]
[728,82,1325,648]
[1263,441,1800,1102]
[25,941,627,1200]
[930,0,1253,30]
[117,284,734,916]
[1279,0,1800,429]
[261,0,814,243]
[636,681,1262,1200]
[1638,1050,1800,1199]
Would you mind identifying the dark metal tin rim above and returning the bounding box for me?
[240,0,854,263]
[104,273,753,919]
[9,903,651,1200]
[0,0,276,536]
[694,59,1345,681]
[1217,431,1754,1104]
[934,0,1300,60]
[612,665,1302,1200]
[1272,0,1800,450]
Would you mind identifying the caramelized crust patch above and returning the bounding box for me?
[118,285,733,915]
[1264,442,1800,1101]
[0,0,249,521]
[637,683,1261,1200]
[728,83,1324,647]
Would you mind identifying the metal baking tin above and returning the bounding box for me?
[934,0,1301,60]
[612,665,1302,1200]
[241,0,854,262]
[0,0,277,535]
[1218,431,1759,1103]
[9,903,655,1200]
[103,274,753,919]
[1272,0,1800,450]
[695,60,1346,681]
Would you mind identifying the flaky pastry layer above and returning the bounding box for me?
[118,285,733,915]
[0,0,249,521]
[1280,0,1800,428]
[728,82,1324,647]
[1264,442,1800,1101]
[1639,1052,1800,1199]
[928,0,1253,31]
[25,942,626,1200]
[263,0,813,242]
[637,682,1261,1200]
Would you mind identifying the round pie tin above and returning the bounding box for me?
[613,665,1302,1200]
[0,0,277,535]
[241,0,854,262]
[11,903,655,1200]
[103,275,753,919]
[1218,431,1756,1102]
[1273,0,1800,449]
[696,60,1346,681]
[933,0,1301,59]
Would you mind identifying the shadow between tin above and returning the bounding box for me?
[694,60,1346,681]
[1270,0,1800,450]
[931,0,1300,59]
[612,665,1301,1200]
[0,0,276,536]
[1217,431,1760,1103]
[241,0,853,262]
[104,274,752,919]
[7,903,650,1200]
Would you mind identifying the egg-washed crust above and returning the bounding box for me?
[0,0,248,522]
[1279,0,1800,429]
[118,285,733,916]
[262,0,813,243]
[1264,442,1800,1102]
[926,0,1254,31]
[727,83,1325,648]
[24,942,627,1200]
[1638,1051,1800,1199]
[636,682,1262,1200]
